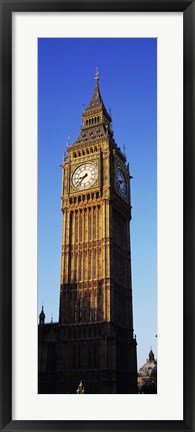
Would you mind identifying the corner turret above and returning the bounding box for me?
[39,305,45,325]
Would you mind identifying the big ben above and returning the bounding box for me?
[38,70,137,394]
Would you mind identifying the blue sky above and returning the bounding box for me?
[38,38,157,369]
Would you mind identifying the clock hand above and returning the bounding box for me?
[76,173,87,184]
[78,173,88,186]
[80,173,88,180]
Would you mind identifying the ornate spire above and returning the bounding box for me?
[82,69,111,121]
[84,68,102,112]
[70,71,112,148]
[39,305,45,325]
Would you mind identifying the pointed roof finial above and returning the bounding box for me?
[76,380,85,394]
[66,134,71,151]
[39,304,45,325]
[95,67,99,82]
[149,348,155,362]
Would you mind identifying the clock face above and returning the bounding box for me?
[115,167,127,197]
[72,162,98,190]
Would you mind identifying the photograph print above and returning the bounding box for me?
[38,38,157,394]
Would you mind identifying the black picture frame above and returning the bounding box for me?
[0,1,194,431]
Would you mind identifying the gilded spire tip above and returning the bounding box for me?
[95,67,99,82]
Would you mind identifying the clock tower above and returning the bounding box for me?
[38,70,137,394]
[59,70,137,393]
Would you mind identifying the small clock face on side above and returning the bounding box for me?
[115,167,127,197]
[72,162,98,190]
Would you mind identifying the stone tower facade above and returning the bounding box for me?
[38,71,137,394]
